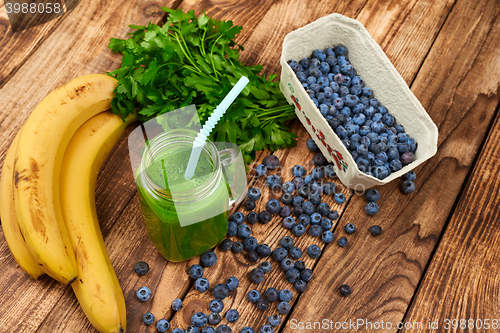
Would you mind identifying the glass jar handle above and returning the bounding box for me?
[217,144,248,208]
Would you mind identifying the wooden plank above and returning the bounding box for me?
[401,10,500,333]
[0,0,176,331]
[0,0,64,87]
[284,0,500,331]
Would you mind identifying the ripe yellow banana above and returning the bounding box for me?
[1,128,45,279]
[13,74,118,284]
[60,111,136,333]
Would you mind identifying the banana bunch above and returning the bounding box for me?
[1,74,136,333]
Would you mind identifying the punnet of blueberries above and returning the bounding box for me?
[288,45,418,180]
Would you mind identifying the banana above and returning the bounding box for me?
[60,111,136,333]
[1,128,45,279]
[13,74,118,284]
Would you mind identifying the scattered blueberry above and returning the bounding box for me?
[202,327,216,333]
[248,187,262,201]
[256,299,270,311]
[309,224,323,237]
[157,319,170,332]
[266,175,282,190]
[255,164,267,176]
[282,216,296,229]
[281,258,295,271]
[300,269,313,282]
[247,212,259,224]
[173,329,185,333]
[334,193,346,204]
[292,165,306,177]
[260,261,272,273]
[317,202,330,216]
[268,314,281,327]
[136,286,151,302]
[241,327,255,333]
[286,268,301,283]
[280,205,291,217]
[402,170,417,181]
[195,277,210,292]
[294,261,306,271]
[209,299,224,313]
[322,231,334,243]
[328,210,339,220]
[220,238,233,251]
[365,189,381,202]
[313,154,328,166]
[232,241,244,253]
[266,199,281,214]
[201,251,217,267]
[259,211,272,223]
[226,277,239,291]
[294,279,307,293]
[216,325,232,333]
[338,236,348,247]
[250,268,265,284]
[172,298,183,311]
[213,284,230,299]
[134,261,149,276]
[192,312,208,327]
[226,309,239,323]
[365,202,379,216]
[370,225,382,236]
[237,224,252,239]
[272,247,288,262]
[292,224,306,237]
[260,325,274,333]
[264,288,280,302]
[278,301,291,315]
[243,236,258,251]
[256,244,272,257]
[280,236,294,249]
[248,289,261,303]
[307,245,321,258]
[306,138,320,152]
[344,223,356,234]
[245,200,256,211]
[143,312,155,326]
[281,192,294,205]
[231,212,245,225]
[401,180,415,194]
[263,155,280,170]
[247,250,259,263]
[321,218,332,231]
[289,247,303,259]
[339,284,352,297]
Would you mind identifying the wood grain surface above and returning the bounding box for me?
[0,0,499,332]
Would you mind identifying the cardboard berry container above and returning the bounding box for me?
[279,13,439,190]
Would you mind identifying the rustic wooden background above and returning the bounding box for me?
[0,0,499,332]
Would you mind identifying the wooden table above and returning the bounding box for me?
[1,0,500,332]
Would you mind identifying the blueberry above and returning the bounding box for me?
[220,238,233,251]
[401,152,415,165]
[312,49,326,61]
[390,159,403,172]
[328,210,339,220]
[306,138,319,152]
[293,205,305,217]
[293,196,304,206]
[286,268,301,283]
[323,182,336,195]
[260,325,274,333]
[260,261,272,273]
[192,312,208,327]
[291,165,306,178]
[136,286,151,302]
[365,202,379,216]
[406,138,417,152]
[311,167,324,180]
[370,225,382,236]
[281,258,295,271]
[268,314,282,327]
[292,224,306,237]
[279,236,294,250]
[309,194,321,206]
[294,280,307,293]
[402,170,417,181]
[247,250,259,263]
[245,200,256,211]
[322,231,334,243]
[266,199,281,214]
[296,71,307,83]
[309,225,322,237]
[256,299,270,311]
[282,181,295,193]
[247,212,259,224]
[307,245,321,258]
[209,299,224,313]
[241,327,255,333]
[313,154,328,166]
[266,175,282,190]
[143,312,155,326]
[250,268,265,284]
[195,277,210,292]
[263,288,279,303]
[134,261,150,276]
[227,221,237,237]
[203,327,216,333]
[278,301,291,315]
[231,241,244,253]
[300,269,313,282]
[201,251,217,267]
[263,155,280,170]
[213,284,230,299]
[226,276,239,291]
[321,218,332,231]
[280,193,293,206]
[157,319,170,332]
[310,182,324,195]
[248,289,261,303]
[256,244,272,257]
[248,187,261,201]
[401,180,415,194]
[338,236,348,247]
[237,224,252,239]
[334,193,346,204]
[255,164,267,176]
[317,202,330,216]
[310,212,322,224]
[297,185,310,198]
[324,165,337,178]
[226,309,239,323]
[339,284,352,297]
[344,223,356,234]
[173,329,185,333]
[259,211,272,223]
[243,236,258,251]
[298,214,310,226]
[289,246,303,259]
[231,212,245,225]
[301,201,314,215]
[216,325,231,333]
[292,177,304,189]
[280,205,291,217]
[172,298,183,311]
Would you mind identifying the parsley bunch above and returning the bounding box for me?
[108,7,297,163]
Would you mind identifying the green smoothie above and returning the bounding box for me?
[136,140,229,262]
